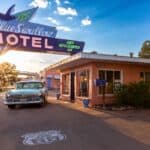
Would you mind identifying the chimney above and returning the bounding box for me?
[129,52,134,58]
[90,51,98,54]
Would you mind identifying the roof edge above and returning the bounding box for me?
[44,52,150,71]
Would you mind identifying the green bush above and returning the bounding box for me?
[115,81,150,108]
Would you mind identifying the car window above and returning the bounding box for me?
[16,82,44,89]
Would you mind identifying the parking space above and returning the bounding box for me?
[0,96,149,150]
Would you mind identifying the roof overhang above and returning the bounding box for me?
[46,52,150,71]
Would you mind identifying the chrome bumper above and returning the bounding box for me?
[4,100,43,105]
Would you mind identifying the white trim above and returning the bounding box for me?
[46,52,150,70]
[97,94,114,97]
[121,70,123,84]
[76,69,90,98]
[62,73,70,96]
[74,71,77,99]
[62,94,70,96]
[76,96,90,99]
[144,72,150,82]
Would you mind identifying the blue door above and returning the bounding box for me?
[47,77,51,90]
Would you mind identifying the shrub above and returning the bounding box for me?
[115,81,150,108]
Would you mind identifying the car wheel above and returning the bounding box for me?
[39,97,46,107]
[39,102,45,107]
[8,105,16,109]
[44,95,48,104]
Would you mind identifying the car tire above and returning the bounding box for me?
[8,105,16,109]
[39,97,46,107]
[44,95,48,104]
[39,102,45,107]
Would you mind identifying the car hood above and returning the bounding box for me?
[7,89,42,96]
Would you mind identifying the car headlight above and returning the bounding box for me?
[37,93,42,96]
[6,93,11,98]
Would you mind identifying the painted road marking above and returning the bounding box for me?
[21,130,66,146]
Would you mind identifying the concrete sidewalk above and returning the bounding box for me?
[47,97,150,146]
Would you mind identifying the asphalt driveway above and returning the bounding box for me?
[0,97,149,150]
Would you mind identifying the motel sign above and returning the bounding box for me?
[0,5,84,55]
[0,31,84,54]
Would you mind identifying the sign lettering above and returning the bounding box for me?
[0,5,85,55]
[0,6,57,38]
[0,31,84,54]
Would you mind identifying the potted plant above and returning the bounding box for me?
[83,99,90,108]
[56,92,60,100]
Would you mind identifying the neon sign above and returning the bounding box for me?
[0,21,56,37]
[0,31,84,54]
[59,41,81,52]
[0,5,84,55]
[0,5,57,38]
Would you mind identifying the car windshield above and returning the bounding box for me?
[16,82,44,89]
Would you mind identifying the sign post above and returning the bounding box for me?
[102,83,106,109]
[96,79,106,109]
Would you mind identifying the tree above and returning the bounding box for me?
[0,62,18,90]
[139,40,150,58]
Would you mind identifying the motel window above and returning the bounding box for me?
[78,70,89,97]
[62,74,69,95]
[145,72,150,84]
[140,72,150,84]
[114,71,121,80]
[98,70,121,94]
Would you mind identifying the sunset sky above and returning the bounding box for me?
[0,0,150,72]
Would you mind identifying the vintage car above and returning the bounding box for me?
[4,80,48,109]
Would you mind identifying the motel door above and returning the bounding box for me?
[46,77,51,90]
[70,72,75,102]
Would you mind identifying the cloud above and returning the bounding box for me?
[57,7,78,16]
[81,17,92,26]
[56,26,72,32]
[64,0,70,4]
[67,16,73,20]
[47,17,60,25]
[29,0,49,8]
[55,0,61,6]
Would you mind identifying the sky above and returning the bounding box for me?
[0,0,150,72]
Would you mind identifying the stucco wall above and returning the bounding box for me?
[60,62,150,106]
[44,70,60,90]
